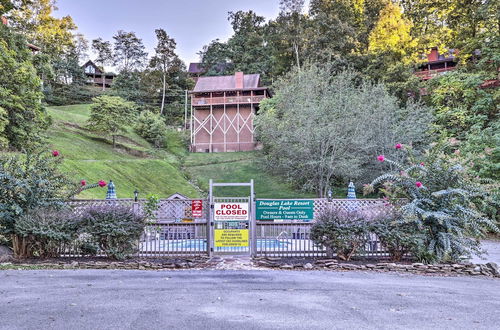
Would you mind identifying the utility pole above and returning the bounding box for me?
[184,89,188,130]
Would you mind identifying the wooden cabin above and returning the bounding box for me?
[190,72,270,153]
[415,48,457,80]
[82,60,115,88]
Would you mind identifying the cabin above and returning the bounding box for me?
[415,48,457,80]
[82,60,115,88]
[190,72,270,153]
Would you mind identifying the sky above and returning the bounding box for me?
[53,0,293,68]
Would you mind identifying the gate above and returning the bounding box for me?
[209,180,255,256]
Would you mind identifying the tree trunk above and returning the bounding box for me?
[112,135,116,148]
[102,70,106,91]
[160,73,167,115]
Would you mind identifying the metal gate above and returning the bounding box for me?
[209,180,255,256]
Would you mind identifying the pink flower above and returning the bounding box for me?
[98,180,107,187]
[415,181,423,188]
[80,180,86,186]
[399,170,407,176]
[395,143,402,149]
[377,155,385,162]
[420,162,425,166]
[52,150,60,157]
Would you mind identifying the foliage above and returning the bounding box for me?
[310,208,371,261]
[370,210,423,261]
[113,30,147,72]
[366,143,499,263]
[0,24,48,149]
[255,66,432,196]
[426,71,499,140]
[134,111,167,148]
[0,148,72,257]
[368,1,416,64]
[78,205,145,260]
[87,95,136,148]
[150,28,179,115]
[14,207,78,258]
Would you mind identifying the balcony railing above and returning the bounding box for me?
[192,95,266,106]
[415,67,456,80]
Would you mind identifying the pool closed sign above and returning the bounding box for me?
[256,200,314,221]
[214,202,249,221]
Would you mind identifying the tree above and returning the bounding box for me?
[255,65,432,197]
[87,95,136,148]
[0,149,71,257]
[368,1,416,64]
[113,30,147,72]
[91,38,113,91]
[7,0,77,58]
[150,28,178,115]
[0,24,48,150]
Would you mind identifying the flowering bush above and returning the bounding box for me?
[310,208,371,261]
[365,142,499,263]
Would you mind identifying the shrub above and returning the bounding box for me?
[79,205,145,260]
[14,208,78,258]
[134,111,167,148]
[366,142,499,263]
[310,208,371,261]
[370,211,423,262]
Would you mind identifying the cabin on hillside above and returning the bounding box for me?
[190,71,270,153]
[82,60,115,88]
[415,48,457,80]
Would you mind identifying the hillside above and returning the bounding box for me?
[46,104,316,200]
[47,104,199,199]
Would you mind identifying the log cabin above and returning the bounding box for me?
[82,60,115,88]
[415,48,457,80]
[190,72,270,152]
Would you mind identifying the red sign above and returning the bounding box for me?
[191,200,203,218]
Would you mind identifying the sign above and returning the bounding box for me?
[215,229,249,247]
[256,200,314,221]
[214,202,249,221]
[191,200,203,218]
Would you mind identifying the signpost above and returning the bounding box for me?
[191,200,203,218]
[256,200,314,221]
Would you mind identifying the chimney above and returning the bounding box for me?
[235,72,244,89]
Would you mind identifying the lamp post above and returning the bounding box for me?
[327,189,332,202]
[134,189,139,202]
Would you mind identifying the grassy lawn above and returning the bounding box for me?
[184,152,316,198]
[46,104,199,199]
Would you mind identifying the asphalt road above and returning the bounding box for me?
[0,269,499,330]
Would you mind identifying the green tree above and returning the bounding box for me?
[135,111,167,148]
[368,1,416,64]
[255,66,432,196]
[0,149,71,257]
[150,28,178,115]
[113,30,147,72]
[0,24,48,150]
[87,95,136,148]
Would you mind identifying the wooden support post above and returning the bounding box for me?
[223,91,227,152]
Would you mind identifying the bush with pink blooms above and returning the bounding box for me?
[365,142,499,263]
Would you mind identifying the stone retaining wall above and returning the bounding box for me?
[253,257,500,278]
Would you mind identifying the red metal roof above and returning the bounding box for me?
[188,63,204,74]
[193,73,262,92]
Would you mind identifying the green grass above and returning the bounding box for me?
[46,104,199,199]
[184,152,316,198]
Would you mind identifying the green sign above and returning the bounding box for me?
[256,200,314,221]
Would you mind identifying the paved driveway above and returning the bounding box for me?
[0,269,498,330]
